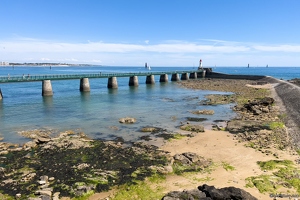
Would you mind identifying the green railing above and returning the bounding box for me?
[0,70,203,83]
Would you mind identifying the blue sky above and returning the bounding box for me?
[0,0,300,67]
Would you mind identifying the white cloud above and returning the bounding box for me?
[0,36,300,66]
[0,39,249,53]
[253,45,300,52]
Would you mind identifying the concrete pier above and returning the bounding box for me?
[0,69,204,98]
[171,73,180,81]
[107,77,118,89]
[129,76,139,86]
[189,72,197,79]
[146,75,155,84]
[42,80,53,96]
[80,78,90,92]
[159,74,168,82]
[181,73,189,80]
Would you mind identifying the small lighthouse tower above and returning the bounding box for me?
[198,59,203,69]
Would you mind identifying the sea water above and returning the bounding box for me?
[0,66,299,144]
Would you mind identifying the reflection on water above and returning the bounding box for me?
[43,96,53,108]
[80,92,90,102]
[108,88,118,95]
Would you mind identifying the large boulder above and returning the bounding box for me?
[162,184,258,200]
[162,188,207,200]
[198,184,258,200]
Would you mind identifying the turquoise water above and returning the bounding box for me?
[0,66,299,144]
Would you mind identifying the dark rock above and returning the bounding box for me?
[174,154,192,165]
[180,124,205,132]
[186,117,207,122]
[226,120,270,134]
[162,188,207,200]
[119,117,136,124]
[36,137,51,144]
[40,195,51,200]
[198,184,258,200]
[162,184,257,200]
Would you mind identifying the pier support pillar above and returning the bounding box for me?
[146,75,155,84]
[189,72,197,79]
[159,74,168,82]
[80,78,90,92]
[42,80,53,96]
[107,77,118,89]
[171,73,180,81]
[197,70,206,78]
[129,76,139,86]
[181,73,189,80]
[0,89,2,100]
[202,70,206,78]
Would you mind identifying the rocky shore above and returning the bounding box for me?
[0,77,300,200]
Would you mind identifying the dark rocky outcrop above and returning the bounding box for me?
[235,97,274,116]
[0,132,171,199]
[179,124,205,132]
[198,184,258,200]
[172,152,212,175]
[162,184,258,200]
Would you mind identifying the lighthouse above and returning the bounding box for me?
[198,59,203,69]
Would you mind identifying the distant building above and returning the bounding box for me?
[0,61,9,66]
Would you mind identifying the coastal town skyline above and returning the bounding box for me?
[1,0,300,67]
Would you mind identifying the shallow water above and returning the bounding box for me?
[0,66,236,144]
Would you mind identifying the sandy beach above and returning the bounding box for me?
[159,129,298,200]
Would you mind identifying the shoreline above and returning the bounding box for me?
[0,77,300,199]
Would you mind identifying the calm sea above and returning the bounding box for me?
[0,66,299,144]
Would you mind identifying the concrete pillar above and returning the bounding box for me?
[42,80,53,96]
[181,73,189,80]
[189,72,197,79]
[107,77,118,89]
[129,76,139,86]
[159,74,168,82]
[197,71,206,78]
[171,73,180,81]
[146,75,155,84]
[202,70,206,78]
[197,72,202,78]
[0,89,2,100]
[80,78,90,92]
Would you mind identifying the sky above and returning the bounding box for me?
[0,0,300,67]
